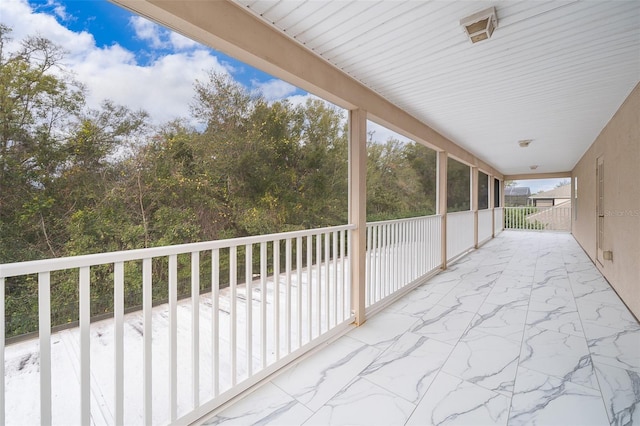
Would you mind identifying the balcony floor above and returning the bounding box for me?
[203,231,640,426]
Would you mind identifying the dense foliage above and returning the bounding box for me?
[1,27,441,337]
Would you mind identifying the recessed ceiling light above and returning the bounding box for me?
[530,165,539,170]
[519,139,533,148]
[460,7,498,44]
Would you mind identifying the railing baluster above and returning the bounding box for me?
[285,238,292,354]
[0,277,4,424]
[168,255,178,421]
[315,234,321,338]
[340,230,346,322]
[376,225,380,302]
[79,266,90,425]
[114,262,124,426]
[260,243,267,369]
[191,252,200,408]
[142,258,152,426]
[396,222,401,289]
[324,232,330,332]
[306,235,312,343]
[347,230,352,314]
[365,226,372,307]
[230,246,237,385]
[38,272,51,426]
[383,224,389,298]
[211,248,220,396]
[332,231,338,328]
[245,244,253,377]
[273,241,280,360]
[296,236,302,349]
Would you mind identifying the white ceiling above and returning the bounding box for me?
[234,0,640,175]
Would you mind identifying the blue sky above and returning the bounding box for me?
[1,0,310,125]
[29,0,280,85]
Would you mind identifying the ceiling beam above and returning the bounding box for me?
[504,172,572,181]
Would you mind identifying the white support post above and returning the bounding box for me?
[472,166,479,248]
[79,267,91,426]
[38,272,52,426]
[0,277,4,425]
[348,109,367,326]
[168,255,178,421]
[142,258,152,425]
[191,252,200,409]
[113,262,124,426]
[489,176,495,237]
[437,152,448,269]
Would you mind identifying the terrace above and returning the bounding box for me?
[1,1,639,425]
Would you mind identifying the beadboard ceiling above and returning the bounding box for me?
[233,0,640,175]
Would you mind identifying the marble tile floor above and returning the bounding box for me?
[202,232,640,426]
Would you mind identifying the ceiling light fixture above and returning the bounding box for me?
[460,7,498,44]
[519,139,533,148]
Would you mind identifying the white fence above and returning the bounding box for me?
[477,209,493,245]
[504,206,571,231]
[0,225,354,425]
[1,210,508,424]
[446,210,475,261]
[365,215,442,309]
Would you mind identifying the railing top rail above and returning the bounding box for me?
[0,224,356,278]
[366,214,441,227]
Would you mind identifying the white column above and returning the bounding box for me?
[349,109,367,326]
[471,167,479,248]
[489,176,495,237]
[437,152,448,269]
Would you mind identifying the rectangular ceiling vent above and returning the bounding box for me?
[460,7,498,44]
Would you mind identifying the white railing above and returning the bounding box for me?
[477,209,493,245]
[365,215,442,310]
[446,210,475,261]
[504,205,571,231]
[494,207,504,235]
[0,225,354,425]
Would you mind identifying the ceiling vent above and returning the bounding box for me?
[460,7,498,44]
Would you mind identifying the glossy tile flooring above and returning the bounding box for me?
[202,232,640,425]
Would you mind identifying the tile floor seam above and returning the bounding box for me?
[565,254,611,420]
[507,243,538,425]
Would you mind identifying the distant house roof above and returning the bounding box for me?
[529,184,571,199]
[505,186,531,196]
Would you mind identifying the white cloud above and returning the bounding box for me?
[129,16,166,49]
[44,0,71,22]
[170,32,199,50]
[76,49,229,124]
[367,120,413,144]
[252,79,298,101]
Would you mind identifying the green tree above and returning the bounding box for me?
[0,24,85,262]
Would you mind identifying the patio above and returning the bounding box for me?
[203,231,640,426]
